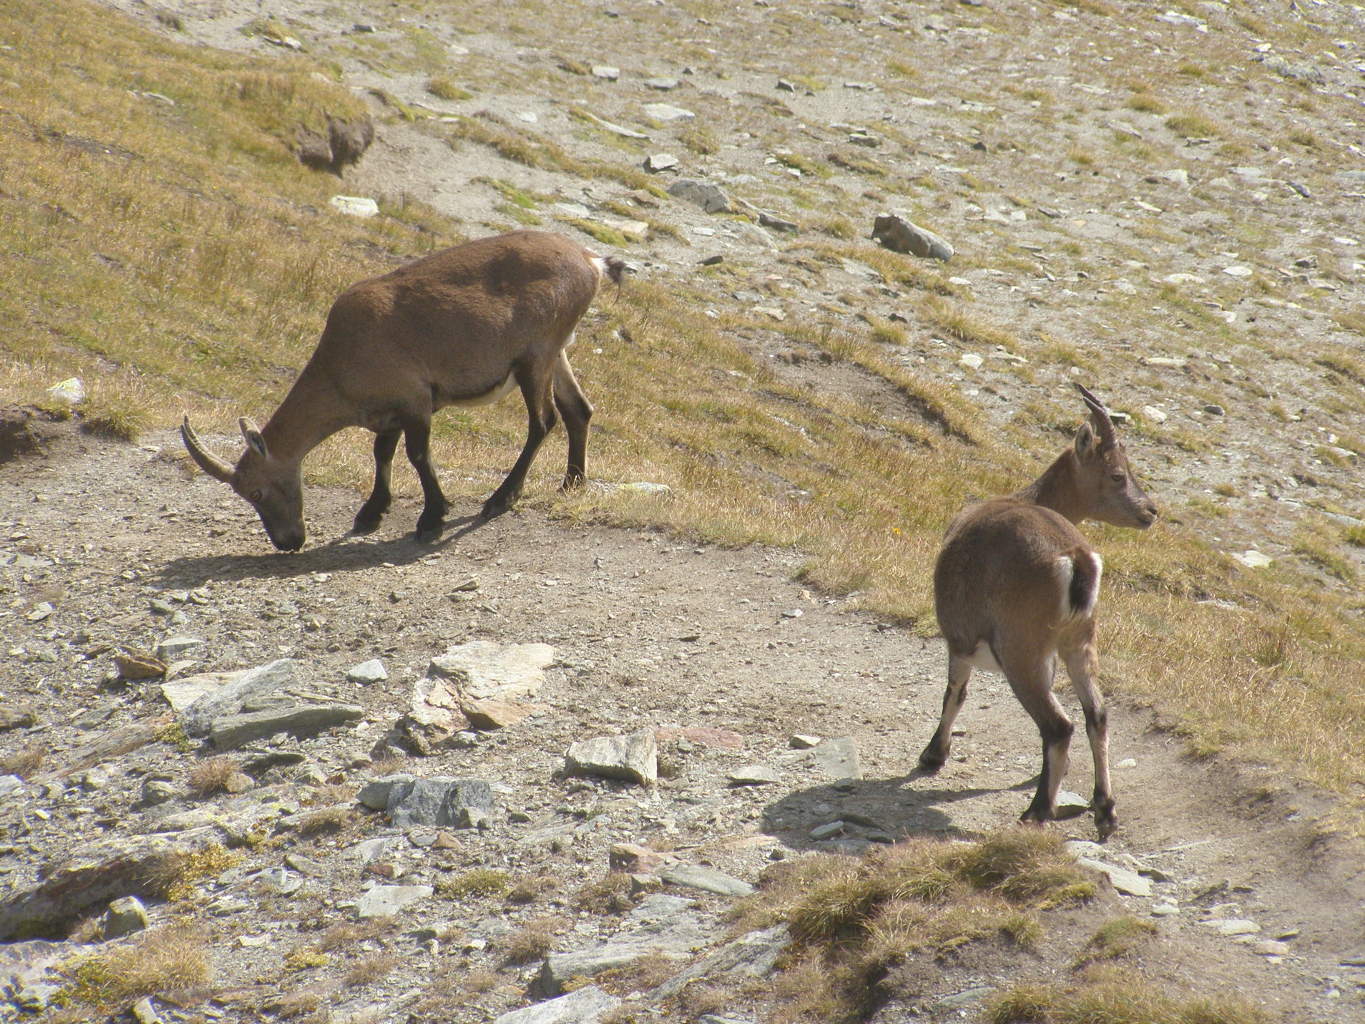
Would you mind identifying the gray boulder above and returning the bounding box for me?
[871,213,954,261]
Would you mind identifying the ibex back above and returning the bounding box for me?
[919,384,1158,839]
[182,230,624,551]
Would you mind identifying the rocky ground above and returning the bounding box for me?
[0,420,1362,1022]
[3,0,1365,1022]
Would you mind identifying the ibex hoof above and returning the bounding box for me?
[415,519,444,543]
[1094,801,1118,842]
[352,512,383,535]
[916,751,947,774]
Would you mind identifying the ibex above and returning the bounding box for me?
[918,384,1157,840]
[182,230,624,551]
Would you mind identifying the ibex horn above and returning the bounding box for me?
[181,416,235,483]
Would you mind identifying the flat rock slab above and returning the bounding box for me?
[179,659,300,736]
[652,924,790,1000]
[388,776,495,829]
[660,863,755,898]
[537,941,686,996]
[566,730,658,784]
[493,984,621,1024]
[208,702,364,749]
[355,884,432,919]
[1076,857,1153,897]
[811,736,861,780]
[428,640,555,702]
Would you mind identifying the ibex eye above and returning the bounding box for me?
[250,490,264,503]
[1110,473,1125,483]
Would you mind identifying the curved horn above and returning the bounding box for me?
[181,416,235,483]
[1073,383,1117,448]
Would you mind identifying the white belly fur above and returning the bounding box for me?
[965,641,1003,673]
[448,370,517,408]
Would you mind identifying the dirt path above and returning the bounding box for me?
[2,422,1362,1020]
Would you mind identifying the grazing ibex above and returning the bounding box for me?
[182,230,624,551]
[919,384,1158,840]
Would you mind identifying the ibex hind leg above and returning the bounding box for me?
[1006,659,1074,825]
[552,350,592,490]
[1061,630,1117,840]
[353,428,401,534]
[918,652,973,772]
[481,366,556,520]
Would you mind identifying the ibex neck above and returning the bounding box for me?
[261,368,353,464]
[1013,450,1086,524]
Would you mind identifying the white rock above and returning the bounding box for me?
[1233,550,1273,569]
[330,195,380,218]
[45,378,85,406]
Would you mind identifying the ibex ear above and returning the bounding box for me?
[1074,421,1099,458]
[239,417,269,458]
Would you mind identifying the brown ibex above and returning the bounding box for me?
[182,230,624,551]
[919,384,1158,839]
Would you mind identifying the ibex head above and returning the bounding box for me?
[181,417,306,552]
[1071,383,1158,530]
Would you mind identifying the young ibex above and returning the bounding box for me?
[182,230,624,551]
[919,384,1158,840]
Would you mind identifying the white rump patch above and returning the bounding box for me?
[1051,555,1074,623]
[449,369,517,408]
[965,641,1003,674]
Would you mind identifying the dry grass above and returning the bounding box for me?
[735,831,1095,1018]
[435,868,511,900]
[58,922,210,1008]
[501,915,569,965]
[0,743,45,778]
[987,965,1269,1024]
[186,755,239,796]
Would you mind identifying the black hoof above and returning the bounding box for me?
[415,518,445,542]
[352,515,382,535]
[1094,800,1118,841]
[479,496,513,520]
[916,754,946,775]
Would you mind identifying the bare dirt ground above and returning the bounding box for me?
[4,0,1364,1021]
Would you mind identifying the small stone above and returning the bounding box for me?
[645,152,679,172]
[1233,550,1273,570]
[356,884,433,919]
[460,698,537,730]
[115,652,168,681]
[789,734,821,749]
[103,895,150,939]
[492,985,621,1024]
[1117,758,1138,769]
[609,843,673,874]
[131,997,161,1024]
[346,659,388,684]
[591,65,620,80]
[959,352,984,370]
[1203,918,1261,936]
[645,76,680,90]
[728,765,780,786]
[810,821,845,840]
[659,863,755,897]
[155,636,204,661]
[140,776,178,806]
[667,179,731,213]
[566,730,658,785]
[644,102,695,122]
[330,195,380,218]
[871,212,953,261]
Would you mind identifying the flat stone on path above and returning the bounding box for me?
[811,736,861,780]
[493,984,621,1024]
[566,730,658,784]
[728,764,780,786]
[346,659,388,684]
[428,641,555,701]
[208,702,364,749]
[659,863,755,898]
[356,884,432,919]
[180,659,300,736]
